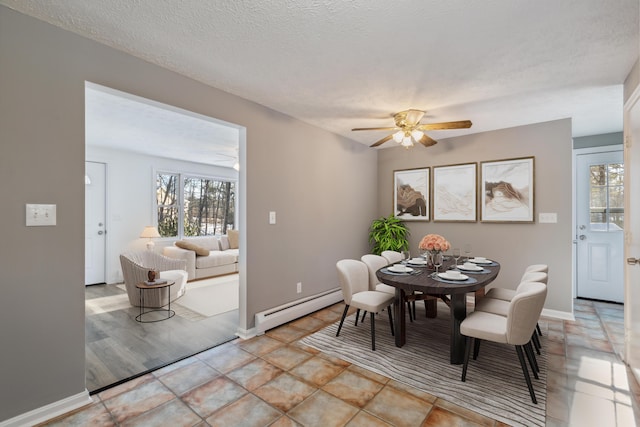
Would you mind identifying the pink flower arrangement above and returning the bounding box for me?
[418,234,451,253]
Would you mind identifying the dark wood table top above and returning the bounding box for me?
[376,259,501,295]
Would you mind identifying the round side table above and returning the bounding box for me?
[135,280,176,323]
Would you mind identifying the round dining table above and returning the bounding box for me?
[376,258,501,364]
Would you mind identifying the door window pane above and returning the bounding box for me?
[589,163,624,232]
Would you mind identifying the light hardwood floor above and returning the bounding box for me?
[85,282,239,393]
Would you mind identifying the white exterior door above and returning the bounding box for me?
[85,161,106,285]
[575,149,624,302]
[624,89,640,382]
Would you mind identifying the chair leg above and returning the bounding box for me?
[336,305,349,337]
[462,336,473,381]
[412,301,417,319]
[355,309,361,326]
[387,305,394,336]
[524,341,540,379]
[370,312,376,351]
[532,332,541,354]
[515,345,537,404]
[361,310,367,323]
[407,301,414,322]
[473,338,481,360]
[536,322,542,336]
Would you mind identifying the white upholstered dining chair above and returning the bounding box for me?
[483,269,548,340]
[361,254,425,322]
[336,259,395,350]
[485,267,548,301]
[461,281,547,404]
[381,250,403,264]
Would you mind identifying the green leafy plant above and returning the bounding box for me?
[368,215,410,255]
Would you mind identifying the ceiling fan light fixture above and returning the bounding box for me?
[411,129,424,141]
[392,130,404,143]
[401,135,414,148]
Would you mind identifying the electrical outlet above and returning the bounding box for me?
[296,282,302,293]
[269,211,276,224]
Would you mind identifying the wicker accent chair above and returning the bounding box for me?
[120,251,188,308]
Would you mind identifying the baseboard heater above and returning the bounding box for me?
[255,288,343,335]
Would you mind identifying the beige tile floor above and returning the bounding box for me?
[40,299,640,426]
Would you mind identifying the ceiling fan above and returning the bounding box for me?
[352,109,472,148]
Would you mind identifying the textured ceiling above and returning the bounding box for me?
[85,83,240,167]
[3,0,639,152]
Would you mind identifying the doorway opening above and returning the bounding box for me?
[84,82,244,393]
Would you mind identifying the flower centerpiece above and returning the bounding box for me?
[418,234,451,268]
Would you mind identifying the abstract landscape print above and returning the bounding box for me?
[481,157,534,222]
[394,167,429,221]
[433,162,477,222]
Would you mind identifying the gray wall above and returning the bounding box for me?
[377,119,573,314]
[0,6,376,422]
[573,132,623,149]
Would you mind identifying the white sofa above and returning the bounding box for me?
[162,235,238,280]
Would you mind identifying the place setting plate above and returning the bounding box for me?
[454,264,491,274]
[407,258,428,267]
[383,265,421,275]
[437,272,468,281]
[467,257,499,267]
[433,271,477,284]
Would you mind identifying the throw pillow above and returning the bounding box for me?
[219,235,230,251]
[228,229,239,249]
[175,240,210,256]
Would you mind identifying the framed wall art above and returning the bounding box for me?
[480,157,535,223]
[432,163,477,222]
[393,167,429,221]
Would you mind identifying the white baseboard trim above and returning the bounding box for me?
[0,390,92,427]
[235,327,256,340]
[541,308,575,321]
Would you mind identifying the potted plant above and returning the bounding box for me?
[368,214,410,255]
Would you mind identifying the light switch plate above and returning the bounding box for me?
[269,211,276,225]
[538,212,557,223]
[26,204,57,226]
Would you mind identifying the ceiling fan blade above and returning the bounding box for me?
[417,120,472,131]
[417,134,438,147]
[370,134,393,148]
[352,126,398,132]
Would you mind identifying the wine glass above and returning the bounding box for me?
[401,250,411,265]
[453,248,461,266]
[432,253,444,277]
[464,244,472,262]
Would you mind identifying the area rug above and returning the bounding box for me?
[301,302,547,427]
[176,275,239,318]
[111,274,239,319]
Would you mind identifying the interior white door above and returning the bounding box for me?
[624,92,640,382]
[575,149,624,302]
[85,161,106,285]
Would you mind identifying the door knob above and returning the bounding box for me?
[98,230,103,235]
[628,258,640,265]
[579,235,586,240]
